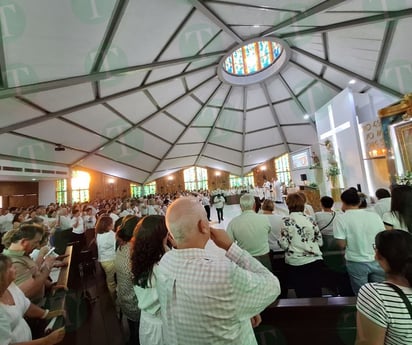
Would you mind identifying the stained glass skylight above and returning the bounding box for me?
[223,40,283,76]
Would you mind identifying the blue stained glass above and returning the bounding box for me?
[233,49,244,75]
[225,55,233,73]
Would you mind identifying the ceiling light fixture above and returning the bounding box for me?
[304,114,310,120]
[54,144,65,152]
[349,79,356,85]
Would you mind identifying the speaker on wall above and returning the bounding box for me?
[300,174,307,181]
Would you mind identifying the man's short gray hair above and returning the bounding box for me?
[240,194,255,211]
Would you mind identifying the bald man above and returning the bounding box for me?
[156,197,280,345]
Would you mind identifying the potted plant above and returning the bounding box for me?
[326,165,340,188]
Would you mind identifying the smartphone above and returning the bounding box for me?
[43,247,56,259]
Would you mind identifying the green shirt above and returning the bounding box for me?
[226,210,271,256]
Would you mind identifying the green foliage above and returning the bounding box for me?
[396,171,412,185]
[326,165,340,177]
[308,182,319,189]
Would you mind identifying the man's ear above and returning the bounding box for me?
[197,219,209,235]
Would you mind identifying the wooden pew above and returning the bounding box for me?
[255,296,357,345]
[44,246,73,333]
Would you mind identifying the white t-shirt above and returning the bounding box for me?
[373,197,391,219]
[315,211,336,236]
[96,231,116,262]
[1,283,32,343]
[382,211,408,231]
[333,209,385,262]
[266,213,284,252]
[71,216,85,234]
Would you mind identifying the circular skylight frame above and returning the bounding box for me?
[217,37,291,86]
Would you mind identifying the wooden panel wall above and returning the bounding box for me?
[71,167,132,202]
[252,158,277,188]
[0,182,39,209]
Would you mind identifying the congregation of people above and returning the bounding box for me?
[0,183,412,345]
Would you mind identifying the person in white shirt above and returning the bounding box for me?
[315,196,337,250]
[83,207,96,230]
[131,215,170,345]
[261,199,287,298]
[373,188,391,219]
[201,192,211,221]
[71,208,85,249]
[156,197,280,345]
[213,194,225,223]
[95,215,117,301]
[333,188,386,295]
[55,207,72,231]
[382,184,412,232]
[273,177,283,204]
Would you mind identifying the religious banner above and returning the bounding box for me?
[360,119,386,159]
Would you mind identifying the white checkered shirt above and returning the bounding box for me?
[155,243,280,345]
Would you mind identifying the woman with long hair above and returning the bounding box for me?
[383,184,412,232]
[115,215,141,345]
[356,230,412,344]
[95,215,117,301]
[0,254,65,344]
[131,215,169,345]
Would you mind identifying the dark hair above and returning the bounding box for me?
[375,188,390,200]
[117,215,139,243]
[375,229,412,285]
[131,215,168,288]
[10,222,44,243]
[340,188,360,206]
[320,196,334,209]
[0,254,12,292]
[12,213,21,224]
[286,193,305,213]
[95,215,113,234]
[390,185,412,232]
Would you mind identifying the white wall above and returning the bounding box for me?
[38,180,56,205]
[316,88,368,195]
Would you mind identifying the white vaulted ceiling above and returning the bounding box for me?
[0,0,411,183]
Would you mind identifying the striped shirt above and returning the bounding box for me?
[357,282,412,345]
[156,243,280,345]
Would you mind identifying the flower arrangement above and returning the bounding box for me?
[396,171,412,185]
[326,165,340,177]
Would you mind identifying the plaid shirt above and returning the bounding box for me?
[156,243,280,345]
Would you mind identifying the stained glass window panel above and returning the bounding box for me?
[223,40,283,76]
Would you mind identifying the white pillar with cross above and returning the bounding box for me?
[319,104,351,188]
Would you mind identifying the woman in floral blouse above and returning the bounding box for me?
[279,192,324,297]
